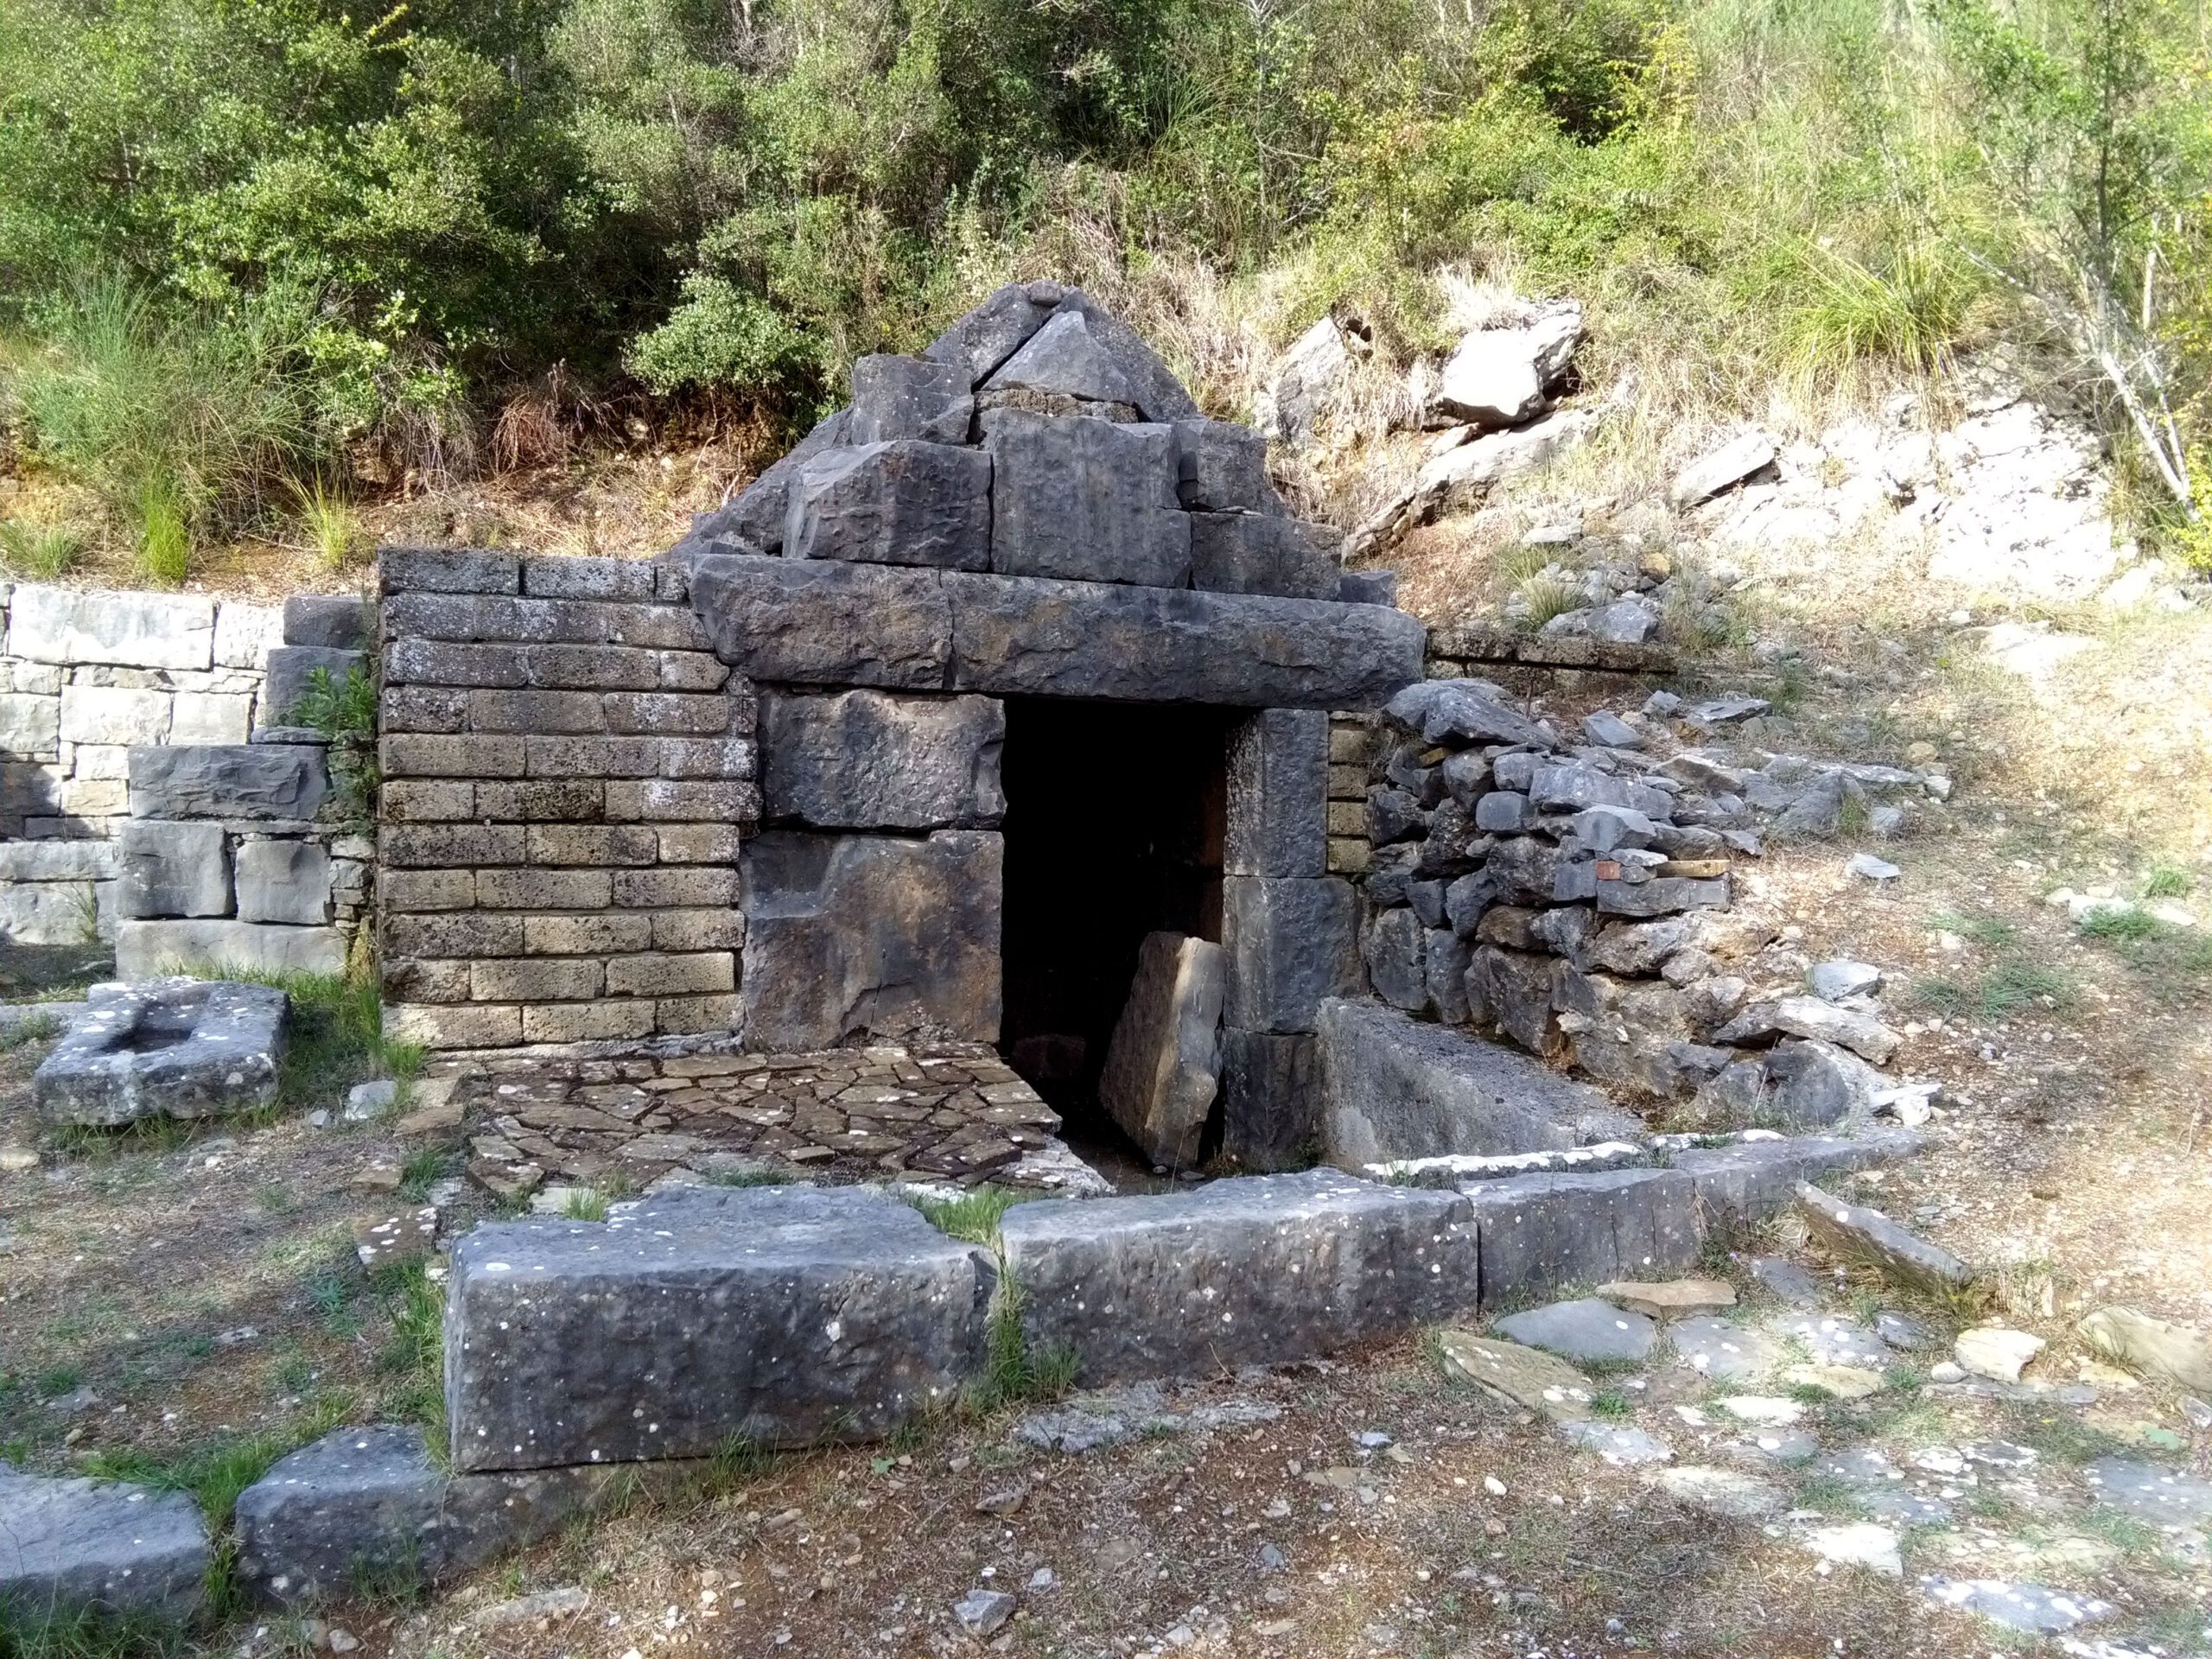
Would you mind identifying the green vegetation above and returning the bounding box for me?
[0,0,2205,567]
[235,969,421,1114]
[0,519,84,580]
[906,1183,1037,1245]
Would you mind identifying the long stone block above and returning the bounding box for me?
[1465,1167,1704,1305]
[1224,709,1325,878]
[1217,1028,1320,1170]
[128,745,327,820]
[114,918,346,982]
[444,1185,993,1471]
[1671,1128,1923,1219]
[686,555,1425,710]
[5,584,214,669]
[1316,997,1595,1167]
[738,830,1001,1050]
[0,1467,207,1619]
[999,1170,1478,1383]
[1221,876,1357,1033]
[762,688,1004,830]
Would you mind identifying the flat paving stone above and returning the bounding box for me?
[1748,1256,1822,1306]
[445,1042,1108,1199]
[2084,1459,2212,1528]
[1493,1297,1658,1365]
[1649,1465,1787,1518]
[1437,1332,1594,1421]
[1670,1316,1783,1382]
[1801,1522,1901,1576]
[1813,1446,1952,1526]
[0,1467,208,1619]
[1765,1312,1891,1369]
[1557,1421,1672,1465]
[1923,1578,2113,1633]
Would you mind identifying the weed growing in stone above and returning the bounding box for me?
[397,1146,457,1203]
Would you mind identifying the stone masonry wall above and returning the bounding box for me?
[1,582,375,965]
[377,547,758,1051]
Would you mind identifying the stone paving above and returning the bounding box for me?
[446,1042,1109,1198]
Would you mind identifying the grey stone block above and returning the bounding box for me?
[1465,1168,1705,1305]
[129,745,327,821]
[762,689,1003,830]
[1188,512,1338,599]
[234,1424,443,1605]
[0,841,117,881]
[1098,931,1225,1169]
[1338,569,1398,606]
[1363,906,1428,1013]
[114,919,346,982]
[1173,418,1286,514]
[785,441,993,570]
[1670,1129,1923,1220]
[1316,997,1591,1167]
[0,1467,207,1619]
[4,584,214,671]
[999,1169,1477,1382]
[1217,1029,1320,1169]
[982,309,1136,405]
[739,830,1002,1050]
[35,979,287,1125]
[378,547,519,594]
[234,840,334,925]
[1051,290,1204,423]
[444,1185,993,1471]
[981,408,1188,587]
[1427,927,1471,1022]
[282,594,373,650]
[1222,876,1357,1033]
[923,282,1060,383]
[116,820,231,918]
[1224,709,1325,878]
[687,554,1427,709]
[849,354,975,443]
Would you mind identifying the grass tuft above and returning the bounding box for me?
[0,520,86,581]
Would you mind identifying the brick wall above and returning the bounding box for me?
[377,548,759,1050]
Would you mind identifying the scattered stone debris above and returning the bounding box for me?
[1012,1386,1283,1454]
[952,1587,1017,1638]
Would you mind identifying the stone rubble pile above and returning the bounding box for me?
[1354,677,1948,1125]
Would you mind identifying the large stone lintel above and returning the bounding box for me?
[686,554,1423,710]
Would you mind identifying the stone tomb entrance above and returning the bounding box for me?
[998,696,1234,1161]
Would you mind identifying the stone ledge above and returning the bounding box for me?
[1427,622,1676,676]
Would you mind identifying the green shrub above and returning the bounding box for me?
[0,519,83,578]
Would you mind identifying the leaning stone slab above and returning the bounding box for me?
[1097,931,1225,1170]
[0,1466,207,1619]
[687,555,1426,709]
[128,744,327,821]
[1796,1180,1973,1299]
[1465,1167,1704,1306]
[738,830,1002,1051]
[35,980,287,1126]
[114,919,346,982]
[1318,998,1605,1168]
[1670,1128,1923,1219]
[760,688,1004,830]
[1000,1170,1477,1384]
[445,1185,993,1471]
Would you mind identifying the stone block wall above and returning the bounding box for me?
[0,582,374,962]
[376,548,757,1050]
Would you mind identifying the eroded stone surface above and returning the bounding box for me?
[0,1466,208,1618]
[34,980,286,1126]
[445,1185,994,1471]
[761,689,1005,830]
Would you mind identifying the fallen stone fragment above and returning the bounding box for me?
[953,1587,1016,1638]
[472,1586,591,1628]
[1436,1332,1593,1421]
[1671,433,1777,508]
[1801,1522,1901,1576]
[1808,960,1883,1002]
[1748,1256,1821,1306]
[1493,1298,1657,1365]
[1598,1278,1737,1319]
[0,1467,208,1619]
[1955,1326,2045,1383]
[975,1481,1029,1516]
[1847,852,1901,881]
[1649,1465,1786,1519]
[1557,1421,1672,1465]
[1714,1395,1804,1427]
[1669,1317,1783,1382]
[1782,1363,1885,1400]
[2077,1306,2212,1393]
[2083,1458,2212,1527]
[1716,996,1899,1065]
[344,1079,398,1122]
[1796,1182,1973,1299]
[1923,1578,2113,1635]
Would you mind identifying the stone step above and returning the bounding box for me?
[0,1467,207,1622]
[442,1184,993,1472]
[998,1168,1478,1384]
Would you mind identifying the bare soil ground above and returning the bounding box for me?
[6,420,2212,1657]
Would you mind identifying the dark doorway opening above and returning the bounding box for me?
[999,697,1231,1172]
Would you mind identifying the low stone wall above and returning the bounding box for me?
[376,548,756,1050]
[1,582,375,968]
